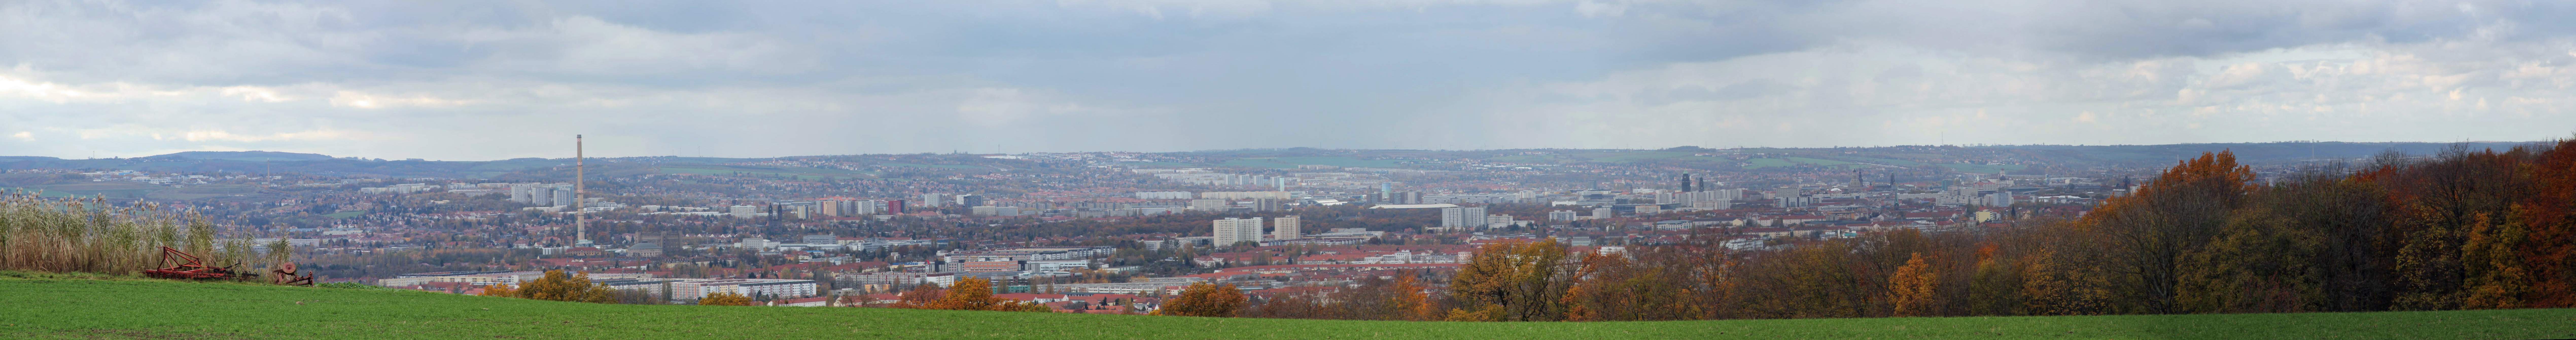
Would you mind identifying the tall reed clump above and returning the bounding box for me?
[0,190,263,276]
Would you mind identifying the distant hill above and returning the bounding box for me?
[1984,141,2538,166]
[141,150,335,162]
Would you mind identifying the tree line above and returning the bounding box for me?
[1228,142,2576,320]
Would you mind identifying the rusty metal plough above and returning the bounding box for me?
[142,246,314,286]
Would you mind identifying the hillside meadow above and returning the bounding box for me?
[1,273,2570,340]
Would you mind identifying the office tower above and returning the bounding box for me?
[1213,217,1264,247]
[958,194,986,207]
[919,193,945,208]
[1253,198,1283,212]
[1273,215,1301,240]
[886,200,907,214]
[1593,207,1613,219]
[1379,182,1392,202]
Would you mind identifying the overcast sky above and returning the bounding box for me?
[2,1,2571,160]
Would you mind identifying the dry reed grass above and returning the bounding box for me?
[0,190,275,276]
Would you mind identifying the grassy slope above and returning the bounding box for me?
[3,277,2571,340]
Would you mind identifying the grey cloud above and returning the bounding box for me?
[2,0,2573,160]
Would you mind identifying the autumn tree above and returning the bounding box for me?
[2517,139,2576,308]
[1563,251,1697,321]
[2460,212,2529,309]
[2380,146,2531,310]
[699,292,753,306]
[2022,248,2110,315]
[895,277,1055,312]
[1965,243,2025,316]
[1389,271,1440,321]
[889,282,945,309]
[1448,238,1571,321]
[1158,282,1246,317]
[2175,205,2325,313]
[1888,253,1940,317]
[503,270,615,304]
[2081,151,2254,313]
[927,277,1006,311]
[478,284,516,297]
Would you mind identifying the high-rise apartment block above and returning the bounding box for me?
[1213,217,1265,247]
[1441,206,1488,228]
[507,183,574,207]
[1273,215,1301,240]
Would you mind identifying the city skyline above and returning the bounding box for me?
[3,1,2572,160]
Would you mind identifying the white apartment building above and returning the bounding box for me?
[1199,191,1292,200]
[672,279,818,302]
[1440,206,1487,228]
[1213,217,1264,247]
[1273,215,1301,240]
[1186,199,1231,212]
[1133,191,1194,200]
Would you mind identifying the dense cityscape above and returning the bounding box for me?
[0,141,2520,313]
[7,0,2574,338]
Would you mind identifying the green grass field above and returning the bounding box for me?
[3,275,2571,339]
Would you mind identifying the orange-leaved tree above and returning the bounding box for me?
[1156,282,1245,317]
[889,282,945,309]
[1448,238,1570,321]
[478,284,516,297]
[1389,271,1438,321]
[1888,252,1941,317]
[898,277,1054,312]
[512,270,617,303]
[2079,150,2254,314]
[699,292,753,306]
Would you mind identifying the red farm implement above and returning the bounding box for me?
[270,262,316,286]
[142,246,254,281]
